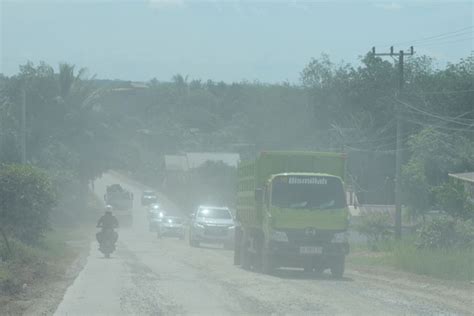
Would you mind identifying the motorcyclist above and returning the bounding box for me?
[96,205,119,247]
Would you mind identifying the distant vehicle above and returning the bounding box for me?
[189,206,235,248]
[147,203,161,219]
[141,190,158,206]
[104,184,133,226]
[149,209,167,232]
[157,216,185,239]
[234,151,350,278]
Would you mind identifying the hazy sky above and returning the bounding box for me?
[1,0,473,83]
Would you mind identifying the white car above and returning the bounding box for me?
[189,206,235,248]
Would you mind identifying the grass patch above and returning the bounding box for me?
[349,240,474,281]
[0,239,46,294]
[0,227,90,295]
[390,242,474,281]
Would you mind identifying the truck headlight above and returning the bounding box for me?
[331,232,348,243]
[270,230,289,242]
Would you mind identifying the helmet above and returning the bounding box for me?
[105,205,113,213]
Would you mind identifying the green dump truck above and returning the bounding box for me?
[234,151,350,277]
[104,184,134,226]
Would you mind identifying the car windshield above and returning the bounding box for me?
[271,176,346,210]
[197,208,232,219]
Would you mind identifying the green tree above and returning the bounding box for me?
[402,128,474,217]
[435,180,474,220]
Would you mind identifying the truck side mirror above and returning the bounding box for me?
[255,188,263,204]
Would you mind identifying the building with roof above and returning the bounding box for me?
[185,152,240,169]
[162,152,240,189]
[164,155,189,172]
[448,172,474,203]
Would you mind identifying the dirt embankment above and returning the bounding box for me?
[0,199,99,316]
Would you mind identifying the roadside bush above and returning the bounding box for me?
[416,216,474,249]
[356,212,393,250]
[454,219,474,248]
[0,164,56,247]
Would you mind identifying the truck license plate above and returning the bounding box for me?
[299,246,322,255]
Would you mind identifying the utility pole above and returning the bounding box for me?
[372,46,414,239]
[21,84,26,164]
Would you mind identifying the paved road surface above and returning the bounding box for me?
[54,173,473,315]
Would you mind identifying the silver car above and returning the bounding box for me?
[189,206,235,248]
[157,216,185,240]
[148,209,166,232]
[147,203,161,220]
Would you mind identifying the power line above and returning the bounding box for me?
[416,36,474,48]
[403,108,474,125]
[388,26,473,46]
[402,117,474,133]
[403,111,474,128]
[412,31,473,45]
[346,130,471,155]
[403,89,474,95]
[396,98,474,127]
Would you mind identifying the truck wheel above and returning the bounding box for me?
[240,238,250,270]
[303,266,313,273]
[189,232,199,247]
[233,228,242,265]
[233,247,241,265]
[241,249,250,270]
[330,257,345,279]
[314,266,325,275]
[261,251,274,275]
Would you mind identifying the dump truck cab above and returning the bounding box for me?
[259,173,349,275]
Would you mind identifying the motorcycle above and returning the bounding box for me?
[96,227,118,258]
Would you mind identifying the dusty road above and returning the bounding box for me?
[54,173,473,315]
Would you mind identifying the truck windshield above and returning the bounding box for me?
[271,176,346,210]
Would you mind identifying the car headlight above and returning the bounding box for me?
[228,225,235,230]
[194,222,205,228]
[270,230,288,242]
[331,231,348,243]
